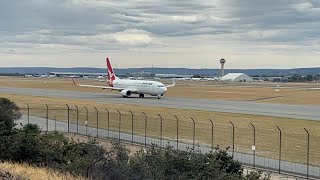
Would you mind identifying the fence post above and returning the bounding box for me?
[54,114,56,131]
[190,117,196,151]
[129,111,134,144]
[158,114,163,149]
[46,104,49,133]
[250,123,256,169]
[75,105,79,134]
[27,103,30,124]
[94,107,99,138]
[84,106,88,136]
[174,115,179,150]
[143,112,147,148]
[304,128,310,179]
[66,104,70,133]
[230,121,235,157]
[276,125,282,174]
[105,108,110,140]
[116,110,121,143]
[209,119,214,150]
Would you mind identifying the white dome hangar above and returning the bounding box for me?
[221,73,253,82]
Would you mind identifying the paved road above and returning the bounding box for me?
[16,115,319,178]
[1,87,320,120]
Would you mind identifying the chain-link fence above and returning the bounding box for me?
[18,104,320,179]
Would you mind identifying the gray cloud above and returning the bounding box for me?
[0,0,320,68]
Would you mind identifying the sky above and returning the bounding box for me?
[0,0,320,69]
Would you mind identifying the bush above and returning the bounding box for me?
[245,170,271,180]
[0,98,21,135]
[0,124,268,180]
[0,129,105,175]
[88,145,245,180]
[22,124,41,135]
[0,99,268,179]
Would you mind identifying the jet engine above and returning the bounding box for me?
[121,89,132,97]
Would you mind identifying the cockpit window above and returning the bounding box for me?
[158,85,165,87]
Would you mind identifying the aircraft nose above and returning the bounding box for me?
[163,87,168,93]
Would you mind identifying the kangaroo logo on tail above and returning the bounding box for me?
[106,58,116,87]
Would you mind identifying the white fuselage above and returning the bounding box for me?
[113,79,167,96]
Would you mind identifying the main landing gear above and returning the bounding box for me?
[138,94,163,99]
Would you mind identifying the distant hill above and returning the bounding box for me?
[1,67,320,76]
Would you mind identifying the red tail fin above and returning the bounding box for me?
[106,58,116,87]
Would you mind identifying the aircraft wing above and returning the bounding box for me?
[72,78,123,90]
[166,78,176,88]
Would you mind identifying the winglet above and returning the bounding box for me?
[166,78,176,88]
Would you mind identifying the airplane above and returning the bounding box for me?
[191,78,201,81]
[72,57,175,99]
[48,75,57,78]
[24,74,33,78]
[97,75,104,79]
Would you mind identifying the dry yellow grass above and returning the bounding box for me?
[169,83,320,105]
[1,93,320,167]
[0,162,84,180]
[1,76,320,105]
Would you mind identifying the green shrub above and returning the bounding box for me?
[0,98,268,180]
[0,98,21,135]
[22,124,41,135]
[88,144,246,180]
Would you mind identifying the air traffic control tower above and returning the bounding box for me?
[220,58,226,77]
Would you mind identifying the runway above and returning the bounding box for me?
[1,87,320,120]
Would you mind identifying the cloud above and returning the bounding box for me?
[292,2,314,12]
[114,29,152,45]
[0,0,320,68]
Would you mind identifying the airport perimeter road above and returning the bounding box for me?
[1,87,320,120]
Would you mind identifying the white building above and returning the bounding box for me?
[221,73,253,82]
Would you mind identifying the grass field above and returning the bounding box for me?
[1,93,320,167]
[1,76,320,105]
[0,162,84,180]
